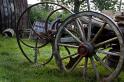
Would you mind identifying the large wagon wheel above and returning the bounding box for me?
[16,2,73,65]
[54,11,124,82]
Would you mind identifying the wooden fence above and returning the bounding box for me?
[0,0,28,32]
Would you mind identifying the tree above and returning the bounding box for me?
[92,0,118,11]
[73,0,85,13]
[40,0,87,13]
[119,0,122,11]
[58,0,85,13]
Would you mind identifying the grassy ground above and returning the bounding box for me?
[0,35,124,82]
[0,36,84,82]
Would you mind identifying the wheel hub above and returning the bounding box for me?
[78,43,94,57]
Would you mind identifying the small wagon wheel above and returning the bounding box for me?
[16,2,73,65]
[54,11,124,82]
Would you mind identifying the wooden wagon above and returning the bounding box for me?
[16,1,124,82]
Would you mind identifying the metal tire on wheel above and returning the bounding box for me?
[16,2,73,65]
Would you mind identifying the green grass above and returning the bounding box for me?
[0,35,124,82]
[0,36,84,82]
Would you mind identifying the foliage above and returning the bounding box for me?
[57,0,86,13]
[92,0,118,11]
[29,7,49,23]
[40,0,54,2]
[29,4,71,23]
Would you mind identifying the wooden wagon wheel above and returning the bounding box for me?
[16,2,73,65]
[54,11,124,82]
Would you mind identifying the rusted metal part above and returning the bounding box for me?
[78,43,94,57]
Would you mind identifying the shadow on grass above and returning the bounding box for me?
[0,52,10,56]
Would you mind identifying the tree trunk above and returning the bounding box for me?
[119,0,122,11]
[74,0,80,13]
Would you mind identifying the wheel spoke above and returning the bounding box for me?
[95,37,118,48]
[75,19,86,42]
[90,57,100,81]
[64,46,71,55]
[68,55,83,71]
[61,53,77,60]
[83,57,88,80]
[64,28,82,43]
[34,38,38,63]
[94,55,113,72]
[58,43,78,48]
[97,50,120,56]
[91,23,107,43]
[87,16,92,41]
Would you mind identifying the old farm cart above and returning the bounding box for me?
[16,1,124,82]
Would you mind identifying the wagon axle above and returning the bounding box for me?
[78,43,94,57]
